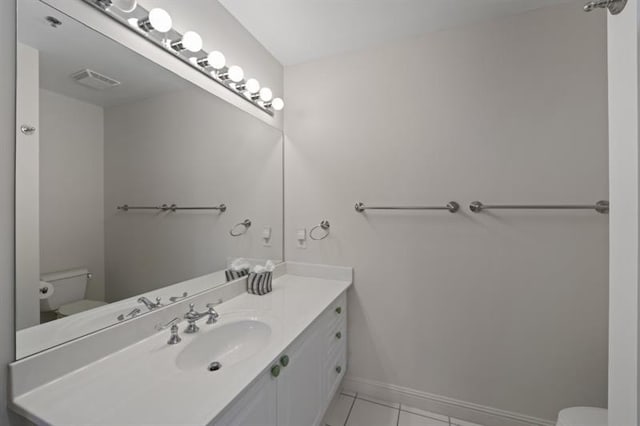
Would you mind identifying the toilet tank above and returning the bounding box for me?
[40,268,89,312]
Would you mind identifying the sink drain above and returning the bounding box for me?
[208,361,222,372]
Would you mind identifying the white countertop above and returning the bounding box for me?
[11,272,351,425]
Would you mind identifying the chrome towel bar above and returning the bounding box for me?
[355,202,460,213]
[117,203,227,212]
[469,200,609,214]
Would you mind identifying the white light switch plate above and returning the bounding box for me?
[296,228,307,249]
[262,226,272,247]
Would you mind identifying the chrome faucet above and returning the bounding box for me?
[156,317,182,345]
[183,300,222,334]
[138,296,163,310]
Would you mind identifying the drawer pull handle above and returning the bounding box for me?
[335,306,342,314]
[280,355,290,367]
[335,332,342,339]
[335,365,342,374]
[271,365,281,378]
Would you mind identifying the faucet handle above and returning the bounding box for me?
[184,303,202,323]
[206,307,220,325]
[155,297,163,306]
[155,317,181,331]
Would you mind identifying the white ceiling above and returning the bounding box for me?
[218,0,578,66]
[18,0,189,108]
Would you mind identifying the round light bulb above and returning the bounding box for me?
[228,65,244,83]
[259,87,273,102]
[181,31,202,52]
[245,78,260,94]
[271,98,284,111]
[111,0,137,12]
[207,51,226,70]
[148,8,172,32]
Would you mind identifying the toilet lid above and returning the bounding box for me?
[557,407,607,426]
[58,299,107,316]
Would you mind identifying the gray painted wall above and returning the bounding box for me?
[284,4,608,421]
[1,0,16,422]
[39,89,105,302]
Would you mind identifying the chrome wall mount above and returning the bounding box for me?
[82,0,284,116]
[117,203,226,212]
[310,220,330,241]
[230,219,252,237]
[20,124,36,135]
[469,200,609,214]
[355,201,460,213]
[584,0,627,15]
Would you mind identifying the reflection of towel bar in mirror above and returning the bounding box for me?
[230,219,252,236]
[117,203,227,212]
[355,202,460,213]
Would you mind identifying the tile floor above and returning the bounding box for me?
[323,391,484,426]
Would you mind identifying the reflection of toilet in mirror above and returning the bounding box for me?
[39,268,106,321]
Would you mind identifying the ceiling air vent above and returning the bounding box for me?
[71,69,121,90]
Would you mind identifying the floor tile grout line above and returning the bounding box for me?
[351,394,463,426]
[357,395,400,410]
[399,404,451,424]
[343,392,357,426]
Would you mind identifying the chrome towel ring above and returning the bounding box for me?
[230,219,252,237]
[310,220,330,241]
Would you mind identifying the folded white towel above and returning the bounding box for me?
[231,258,251,272]
[252,264,266,273]
[265,260,276,272]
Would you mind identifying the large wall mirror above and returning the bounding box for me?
[15,0,283,359]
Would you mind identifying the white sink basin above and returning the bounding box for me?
[176,319,271,371]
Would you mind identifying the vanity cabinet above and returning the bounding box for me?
[213,291,347,426]
[276,321,324,426]
[212,371,277,426]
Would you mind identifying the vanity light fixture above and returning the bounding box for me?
[138,8,172,33]
[109,0,137,12]
[197,50,226,70]
[269,98,285,111]
[259,87,273,103]
[235,77,259,92]
[83,0,284,115]
[245,78,261,94]
[170,30,203,53]
[219,65,244,83]
[241,78,261,99]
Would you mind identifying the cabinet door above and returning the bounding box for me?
[213,371,277,426]
[277,327,324,426]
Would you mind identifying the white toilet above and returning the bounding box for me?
[40,268,107,318]
[557,407,607,426]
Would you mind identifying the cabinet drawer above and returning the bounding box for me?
[324,343,347,402]
[325,292,347,329]
[327,317,346,357]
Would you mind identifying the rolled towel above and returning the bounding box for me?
[265,260,276,272]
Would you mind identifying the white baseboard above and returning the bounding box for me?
[342,376,555,426]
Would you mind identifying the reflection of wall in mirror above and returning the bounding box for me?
[40,89,105,302]
[104,87,283,302]
[16,42,40,330]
